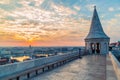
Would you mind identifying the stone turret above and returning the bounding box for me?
[85,6,110,54]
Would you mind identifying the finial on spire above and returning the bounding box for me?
[94,5,96,9]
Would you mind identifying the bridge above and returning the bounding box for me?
[0,51,119,80]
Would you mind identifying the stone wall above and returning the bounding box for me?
[109,52,120,80]
[0,52,79,77]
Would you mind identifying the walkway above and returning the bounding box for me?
[30,55,107,80]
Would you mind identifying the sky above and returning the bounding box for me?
[0,0,120,47]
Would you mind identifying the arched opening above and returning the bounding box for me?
[91,43,95,54]
[96,43,100,54]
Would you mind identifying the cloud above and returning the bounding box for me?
[0,9,11,19]
[108,7,120,12]
[107,18,117,25]
[34,0,45,6]
[86,4,95,11]
[104,17,120,43]
[0,0,11,4]
[0,0,90,46]
[74,5,81,11]
[115,14,120,17]
[51,3,76,16]
[108,7,114,12]
[1,16,90,43]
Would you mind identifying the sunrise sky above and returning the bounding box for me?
[0,0,120,47]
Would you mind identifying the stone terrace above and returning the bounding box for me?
[30,55,117,80]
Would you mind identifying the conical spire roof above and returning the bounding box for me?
[85,6,109,39]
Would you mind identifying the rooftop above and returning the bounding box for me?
[30,55,117,80]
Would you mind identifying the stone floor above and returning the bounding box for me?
[30,55,116,80]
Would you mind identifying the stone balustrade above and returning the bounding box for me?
[109,52,120,80]
[0,52,79,80]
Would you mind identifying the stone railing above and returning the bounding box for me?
[0,52,80,80]
[109,52,120,80]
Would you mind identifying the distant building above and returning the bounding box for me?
[29,45,32,48]
[110,41,120,50]
[29,45,34,59]
[85,6,110,55]
[0,59,8,65]
[110,43,117,47]
[115,41,120,47]
[0,51,11,55]
[0,50,11,58]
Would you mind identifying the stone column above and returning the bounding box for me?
[100,42,103,54]
[94,43,96,54]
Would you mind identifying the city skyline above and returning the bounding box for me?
[0,0,120,46]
